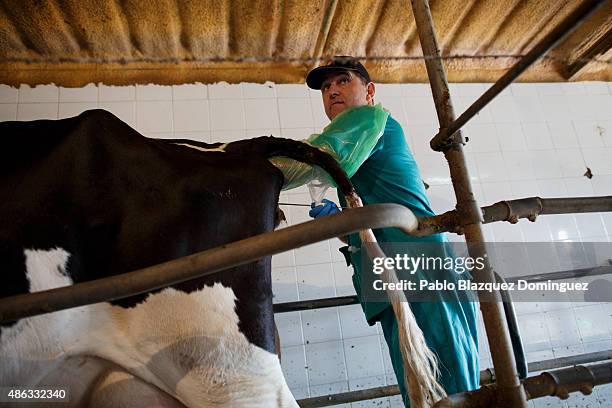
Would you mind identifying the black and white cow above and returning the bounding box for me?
[0,109,354,407]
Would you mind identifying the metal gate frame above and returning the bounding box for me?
[290,1,610,407]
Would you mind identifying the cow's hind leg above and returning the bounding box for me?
[89,368,184,408]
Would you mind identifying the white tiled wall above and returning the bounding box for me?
[1,81,611,407]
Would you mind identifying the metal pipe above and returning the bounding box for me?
[278,202,313,207]
[482,197,544,224]
[297,385,400,408]
[410,0,528,405]
[429,0,605,151]
[253,196,612,238]
[434,362,612,408]
[280,196,612,238]
[540,196,612,215]
[529,350,612,373]
[482,196,612,224]
[420,196,612,235]
[507,265,612,285]
[524,362,612,400]
[0,204,418,324]
[417,210,462,235]
[273,295,358,313]
[296,351,612,407]
[495,272,528,380]
[482,350,612,386]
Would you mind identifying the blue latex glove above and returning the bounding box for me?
[309,199,341,219]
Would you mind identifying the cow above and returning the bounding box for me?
[0,109,355,407]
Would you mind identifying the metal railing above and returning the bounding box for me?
[296,352,612,407]
[0,204,419,323]
[407,0,607,406]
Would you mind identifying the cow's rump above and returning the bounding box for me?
[0,110,303,407]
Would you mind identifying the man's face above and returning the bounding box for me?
[321,70,375,120]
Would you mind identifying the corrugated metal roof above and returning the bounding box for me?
[0,0,610,86]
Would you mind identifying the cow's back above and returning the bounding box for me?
[1,109,283,348]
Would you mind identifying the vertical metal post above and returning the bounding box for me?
[408,0,529,406]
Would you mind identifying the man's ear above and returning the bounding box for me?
[366,82,375,105]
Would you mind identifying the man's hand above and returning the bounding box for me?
[309,199,341,218]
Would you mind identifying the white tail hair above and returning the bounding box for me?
[345,193,446,407]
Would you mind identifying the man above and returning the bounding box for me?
[306,56,479,406]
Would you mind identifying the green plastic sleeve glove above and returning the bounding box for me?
[269,103,389,191]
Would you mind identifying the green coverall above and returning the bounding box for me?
[272,105,480,405]
[336,114,480,406]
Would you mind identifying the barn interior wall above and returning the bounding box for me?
[0,80,611,407]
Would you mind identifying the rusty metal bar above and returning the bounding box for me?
[434,361,612,408]
[482,196,612,224]
[297,351,612,407]
[524,362,612,400]
[273,295,359,313]
[279,196,612,238]
[429,0,605,151]
[483,350,612,386]
[495,271,528,380]
[540,196,612,214]
[419,195,612,235]
[410,0,528,405]
[529,350,612,373]
[297,385,400,408]
[417,209,462,235]
[0,204,419,324]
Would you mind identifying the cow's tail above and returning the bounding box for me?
[342,195,447,407]
[238,136,447,407]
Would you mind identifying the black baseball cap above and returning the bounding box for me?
[306,56,371,90]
